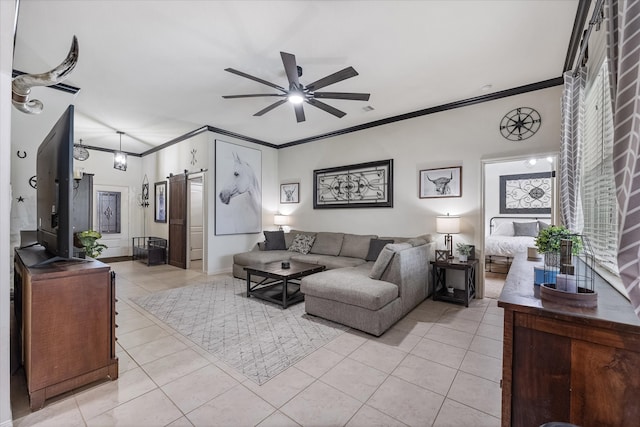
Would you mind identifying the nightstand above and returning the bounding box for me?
[431,258,478,307]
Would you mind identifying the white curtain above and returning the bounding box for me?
[608,0,640,317]
[560,69,586,233]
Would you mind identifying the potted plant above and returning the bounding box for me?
[75,230,108,259]
[534,225,582,267]
[456,243,473,262]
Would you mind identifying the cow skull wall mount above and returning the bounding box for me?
[12,35,79,114]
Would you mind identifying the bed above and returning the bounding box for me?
[485,216,551,273]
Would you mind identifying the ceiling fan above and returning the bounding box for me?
[222,51,370,123]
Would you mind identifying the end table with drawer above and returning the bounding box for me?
[431,258,478,307]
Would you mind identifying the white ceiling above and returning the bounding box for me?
[12,0,580,153]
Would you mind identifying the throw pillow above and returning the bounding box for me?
[513,221,538,237]
[263,230,286,251]
[538,220,550,231]
[365,238,394,261]
[288,234,316,254]
[492,222,515,236]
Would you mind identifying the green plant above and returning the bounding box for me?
[534,225,583,254]
[456,243,473,256]
[76,230,108,258]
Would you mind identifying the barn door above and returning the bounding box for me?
[168,173,188,269]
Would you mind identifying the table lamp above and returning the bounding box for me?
[274,214,290,230]
[436,214,460,258]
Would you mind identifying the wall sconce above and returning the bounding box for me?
[274,214,290,230]
[436,213,460,258]
[113,130,127,171]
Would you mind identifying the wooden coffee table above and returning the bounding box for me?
[244,260,326,308]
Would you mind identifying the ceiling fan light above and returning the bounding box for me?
[288,93,304,104]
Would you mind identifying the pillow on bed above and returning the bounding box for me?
[513,221,539,237]
[492,222,515,236]
[538,220,550,230]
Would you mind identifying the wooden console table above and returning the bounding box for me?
[498,252,640,427]
[14,246,119,410]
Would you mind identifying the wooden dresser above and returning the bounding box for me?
[498,253,640,427]
[14,246,119,410]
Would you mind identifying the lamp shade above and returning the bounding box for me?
[274,214,290,226]
[436,215,460,234]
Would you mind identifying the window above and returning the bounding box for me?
[97,191,121,234]
[580,59,618,275]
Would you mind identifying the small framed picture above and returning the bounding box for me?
[435,250,450,262]
[280,183,300,204]
[419,166,462,198]
[154,181,167,223]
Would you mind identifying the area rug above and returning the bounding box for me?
[131,275,348,384]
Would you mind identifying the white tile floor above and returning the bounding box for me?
[11,260,504,427]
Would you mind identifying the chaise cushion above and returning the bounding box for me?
[233,250,292,266]
[263,230,286,250]
[301,268,398,311]
[310,232,344,256]
[339,234,377,259]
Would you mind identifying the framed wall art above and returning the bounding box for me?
[419,166,462,198]
[154,181,167,223]
[499,172,552,214]
[215,139,262,235]
[313,159,393,209]
[280,183,299,203]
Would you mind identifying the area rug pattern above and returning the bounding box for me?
[131,275,348,384]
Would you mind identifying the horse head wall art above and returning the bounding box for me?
[215,141,262,235]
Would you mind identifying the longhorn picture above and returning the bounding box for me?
[419,167,462,199]
[12,36,79,114]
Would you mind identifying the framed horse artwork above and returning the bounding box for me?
[215,140,262,235]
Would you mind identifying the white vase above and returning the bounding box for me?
[459,254,468,262]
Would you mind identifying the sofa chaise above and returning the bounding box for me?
[232,230,435,336]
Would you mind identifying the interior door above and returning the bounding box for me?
[168,174,187,269]
[189,178,203,261]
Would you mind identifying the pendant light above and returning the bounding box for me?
[113,131,127,171]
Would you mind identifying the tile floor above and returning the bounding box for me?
[10,260,504,427]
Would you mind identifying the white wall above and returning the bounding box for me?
[1,0,14,424]
[277,86,563,254]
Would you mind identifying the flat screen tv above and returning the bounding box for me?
[34,104,80,265]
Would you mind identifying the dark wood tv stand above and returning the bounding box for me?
[14,246,118,410]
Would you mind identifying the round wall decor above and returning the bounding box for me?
[499,107,541,141]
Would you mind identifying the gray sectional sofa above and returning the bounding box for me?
[232,230,435,336]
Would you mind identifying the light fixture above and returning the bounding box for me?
[287,93,304,104]
[436,214,460,259]
[528,159,537,166]
[113,130,127,171]
[274,214,290,230]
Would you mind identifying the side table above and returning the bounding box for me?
[431,258,478,307]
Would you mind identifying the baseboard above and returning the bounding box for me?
[0,418,14,427]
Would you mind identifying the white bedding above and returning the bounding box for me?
[484,235,535,258]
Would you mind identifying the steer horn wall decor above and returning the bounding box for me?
[12,35,79,114]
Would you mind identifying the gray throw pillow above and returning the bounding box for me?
[263,230,286,251]
[369,246,395,279]
[365,239,394,261]
[538,220,550,231]
[288,234,316,254]
[513,221,538,237]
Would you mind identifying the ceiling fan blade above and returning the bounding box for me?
[222,94,285,99]
[294,103,306,123]
[224,68,286,92]
[254,99,287,116]
[305,67,359,91]
[312,92,370,101]
[280,52,300,89]
[307,98,346,118]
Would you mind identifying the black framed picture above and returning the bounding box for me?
[419,166,462,198]
[154,181,167,223]
[280,183,299,203]
[313,159,393,209]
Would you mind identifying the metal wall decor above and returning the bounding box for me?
[280,183,299,204]
[419,166,462,198]
[29,176,37,189]
[313,159,393,209]
[499,107,541,141]
[16,150,27,158]
[499,172,552,214]
[73,139,89,161]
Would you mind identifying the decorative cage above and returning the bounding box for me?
[541,234,597,308]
